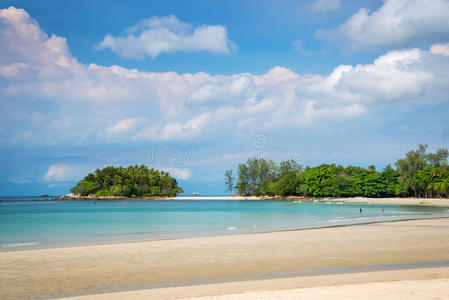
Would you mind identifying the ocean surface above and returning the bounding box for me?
[1,196,448,251]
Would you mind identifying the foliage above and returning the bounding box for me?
[235,158,278,196]
[70,165,183,197]
[229,145,449,198]
[224,169,234,195]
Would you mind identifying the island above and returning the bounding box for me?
[68,165,183,198]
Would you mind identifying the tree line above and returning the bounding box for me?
[71,165,183,197]
[225,145,449,198]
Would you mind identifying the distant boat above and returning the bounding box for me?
[40,194,49,197]
[192,192,200,195]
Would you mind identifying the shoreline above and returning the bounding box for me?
[2,217,449,299]
[2,214,448,253]
[32,195,449,207]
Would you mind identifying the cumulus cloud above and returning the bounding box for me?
[0,62,28,77]
[44,164,89,182]
[185,75,254,106]
[102,117,151,142]
[292,40,313,56]
[317,0,449,51]
[1,7,449,146]
[96,15,236,59]
[430,43,449,56]
[160,167,192,180]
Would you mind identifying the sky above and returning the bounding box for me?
[1,0,449,196]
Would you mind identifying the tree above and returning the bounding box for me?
[395,144,428,197]
[414,166,449,198]
[427,148,449,167]
[70,165,183,197]
[224,169,235,195]
[235,158,278,196]
[236,163,250,196]
[279,160,303,177]
[272,173,301,196]
[380,165,400,197]
[300,164,335,196]
[395,145,449,197]
[231,145,448,198]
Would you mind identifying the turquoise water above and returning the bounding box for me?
[1,197,448,251]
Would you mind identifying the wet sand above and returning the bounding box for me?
[64,267,449,300]
[1,218,449,299]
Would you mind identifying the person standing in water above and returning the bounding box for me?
[360,208,362,214]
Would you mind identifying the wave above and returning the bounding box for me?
[0,241,40,249]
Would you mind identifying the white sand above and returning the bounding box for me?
[167,196,265,200]
[180,278,449,300]
[63,267,449,300]
[168,196,449,207]
[2,218,449,299]
[329,197,449,207]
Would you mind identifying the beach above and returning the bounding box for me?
[2,217,449,299]
[326,197,449,207]
[168,196,449,207]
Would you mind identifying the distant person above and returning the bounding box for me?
[382,207,384,213]
[360,208,362,214]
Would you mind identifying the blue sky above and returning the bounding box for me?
[1,0,449,195]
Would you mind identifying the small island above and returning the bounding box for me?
[69,165,183,198]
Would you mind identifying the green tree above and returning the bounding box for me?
[279,160,303,177]
[380,165,400,197]
[426,148,449,167]
[224,169,235,195]
[272,173,301,196]
[236,163,250,196]
[395,144,428,197]
[70,165,183,197]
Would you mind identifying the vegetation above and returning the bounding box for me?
[230,145,449,198]
[71,165,183,197]
[224,169,235,195]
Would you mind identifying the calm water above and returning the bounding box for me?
[1,196,448,250]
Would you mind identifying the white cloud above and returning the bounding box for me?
[44,164,88,182]
[96,15,235,59]
[7,175,32,184]
[311,0,340,12]
[106,117,149,134]
[136,113,213,141]
[1,7,449,146]
[185,75,254,106]
[430,43,449,56]
[0,62,28,77]
[160,167,192,180]
[317,0,449,51]
[102,117,151,142]
[292,40,313,56]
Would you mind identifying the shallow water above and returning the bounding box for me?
[1,197,448,250]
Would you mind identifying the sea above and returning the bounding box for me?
[1,196,448,251]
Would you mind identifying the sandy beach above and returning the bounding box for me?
[1,217,449,299]
[64,268,449,300]
[327,197,449,207]
[167,196,449,206]
[168,196,266,200]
